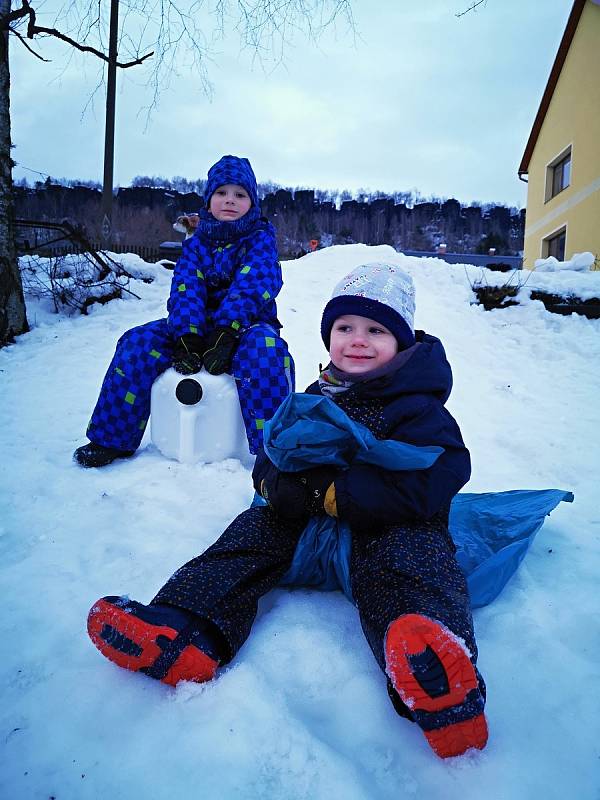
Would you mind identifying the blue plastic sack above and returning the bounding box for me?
[260,394,574,608]
[263,393,443,472]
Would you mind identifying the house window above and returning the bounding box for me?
[543,227,566,261]
[552,153,571,196]
[545,147,571,201]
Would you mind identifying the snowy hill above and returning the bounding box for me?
[1,245,599,799]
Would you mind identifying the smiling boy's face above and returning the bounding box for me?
[329,314,398,373]
[209,183,252,221]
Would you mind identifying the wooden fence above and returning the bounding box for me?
[19,242,165,262]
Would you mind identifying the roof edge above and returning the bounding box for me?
[518,0,587,176]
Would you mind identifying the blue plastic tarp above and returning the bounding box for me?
[449,489,573,607]
[259,394,574,608]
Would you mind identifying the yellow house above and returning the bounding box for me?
[519,0,600,270]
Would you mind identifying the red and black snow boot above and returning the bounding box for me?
[87,596,220,686]
[385,614,488,758]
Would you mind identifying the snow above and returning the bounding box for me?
[534,252,596,272]
[2,244,600,799]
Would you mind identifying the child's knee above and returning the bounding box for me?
[236,327,290,369]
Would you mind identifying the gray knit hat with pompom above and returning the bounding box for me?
[321,262,416,350]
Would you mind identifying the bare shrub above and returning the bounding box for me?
[19,251,141,315]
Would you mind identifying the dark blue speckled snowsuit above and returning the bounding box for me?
[153,332,484,720]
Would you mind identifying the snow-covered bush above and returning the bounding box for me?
[19,252,149,315]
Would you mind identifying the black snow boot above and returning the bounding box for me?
[73,442,135,468]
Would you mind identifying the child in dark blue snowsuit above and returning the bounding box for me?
[87,262,488,759]
[74,155,294,467]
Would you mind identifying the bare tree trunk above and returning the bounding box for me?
[0,0,28,348]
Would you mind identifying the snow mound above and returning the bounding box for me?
[2,243,599,800]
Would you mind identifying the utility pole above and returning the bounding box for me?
[100,0,119,245]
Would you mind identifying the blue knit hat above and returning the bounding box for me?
[321,262,416,350]
[204,155,259,209]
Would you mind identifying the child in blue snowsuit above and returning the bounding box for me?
[87,262,488,759]
[74,155,294,467]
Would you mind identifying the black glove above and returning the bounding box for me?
[260,463,338,520]
[172,333,205,375]
[203,327,240,375]
[296,466,338,515]
[259,462,310,521]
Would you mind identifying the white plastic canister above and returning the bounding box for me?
[150,368,251,465]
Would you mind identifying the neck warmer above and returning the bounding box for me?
[195,205,262,245]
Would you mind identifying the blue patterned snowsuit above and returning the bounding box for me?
[86,214,294,455]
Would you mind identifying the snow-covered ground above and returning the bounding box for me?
[2,244,599,799]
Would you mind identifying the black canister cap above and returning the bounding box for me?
[176,379,203,405]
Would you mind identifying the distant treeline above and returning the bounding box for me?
[14,177,524,258]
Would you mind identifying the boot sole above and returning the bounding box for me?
[87,598,217,686]
[385,614,488,758]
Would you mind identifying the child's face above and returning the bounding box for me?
[209,184,252,221]
[329,314,398,373]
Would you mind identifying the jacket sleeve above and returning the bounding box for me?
[334,401,471,530]
[166,236,209,339]
[211,226,282,332]
[252,447,275,494]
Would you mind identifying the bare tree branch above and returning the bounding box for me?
[4,0,154,67]
[456,0,487,18]
[9,26,50,60]
[0,3,28,27]
[6,0,354,115]
[28,23,153,66]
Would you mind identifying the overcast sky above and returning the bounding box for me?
[12,0,573,207]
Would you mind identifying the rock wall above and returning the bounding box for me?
[15,184,524,258]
